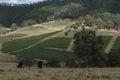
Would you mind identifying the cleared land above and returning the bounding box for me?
[1,20,120,63]
[6,19,74,37]
[1,33,113,62]
[0,62,120,80]
[10,37,75,61]
[0,19,73,44]
[2,31,60,53]
[1,35,112,62]
[0,26,11,35]
[38,37,71,48]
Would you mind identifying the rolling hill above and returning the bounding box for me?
[0,0,120,80]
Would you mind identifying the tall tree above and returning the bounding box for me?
[74,29,106,67]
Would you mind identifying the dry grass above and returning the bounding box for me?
[0,19,72,43]
[6,19,73,37]
[0,62,120,80]
[0,26,11,34]
[0,55,16,62]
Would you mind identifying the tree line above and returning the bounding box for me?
[0,0,120,27]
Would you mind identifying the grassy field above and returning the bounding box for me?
[14,49,76,61]
[1,35,112,61]
[7,19,73,37]
[0,26,11,35]
[0,62,120,80]
[40,37,71,48]
[102,36,112,49]
[2,31,60,53]
[11,37,76,61]
[112,36,120,49]
[0,55,16,62]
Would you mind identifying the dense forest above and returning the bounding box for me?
[0,0,120,28]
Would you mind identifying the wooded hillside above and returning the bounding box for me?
[0,0,120,27]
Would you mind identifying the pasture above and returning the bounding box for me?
[1,34,113,62]
[2,31,60,53]
[112,36,120,49]
[103,36,112,49]
[11,37,76,61]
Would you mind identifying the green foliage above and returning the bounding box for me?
[70,22,79,29]
[0,3,60,27]
[46,58,60,67]
[84,15,96,27]
[66,59,79,68]
[112,36,120,49]
[72,36,112,50]
[107,48,120,67]
[2,31,60,53]
[0,0,120,27]
[7,37,77,62]
[13,49,76,62]
[55,2,83,19]
[22,19,37,26]
[78,13,120,29]
[10,23,19,31]
[102,36,112,49]
[17,55,35,66]
[74,29,107,67]
[40,37,71,48]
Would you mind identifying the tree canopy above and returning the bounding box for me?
[74,29,106,67]
[0,0,120,27]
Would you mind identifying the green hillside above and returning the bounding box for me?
[10,37,75,61]
[112,36,120,49]
[2,31,60,53]
[2,32,112,62]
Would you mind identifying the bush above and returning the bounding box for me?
[64,32,68,36]
[17,55,36,67]
[22,19,37,26]
[46,58,60,67]
[107,48,120,67]
[66,59,79,68]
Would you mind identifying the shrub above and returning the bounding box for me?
[107,48,120,67]
[64,32,68,36]
[17,55,36,67]
[46,58,60,67]
[66,59,79,68]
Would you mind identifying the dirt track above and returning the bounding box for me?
[105,35,118,53]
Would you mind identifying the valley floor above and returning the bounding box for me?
[0,62,120,80]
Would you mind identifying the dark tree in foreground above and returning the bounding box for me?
[74,29,106,67]
[107,48,120,67]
